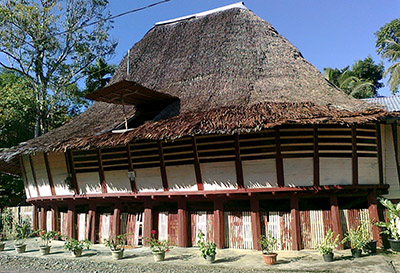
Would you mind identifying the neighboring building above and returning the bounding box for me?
[365,96,400,112]
[1,2,399,250]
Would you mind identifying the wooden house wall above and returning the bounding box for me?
[320,158,352,185]
[22,155,38,198]
[167,165,197,191]
[382,124,400,199]
[224,211,253,249]
[98,213,112,243]
[242,159,277,188]
[158,212,178,245]
[104,170,131,193]
[31,154,52,197]
[47,152,74,195]
[120,212,143,246]
[260,211,292,250]
[76,172,102,194]
[201,161,238,190]
[190,211,214,246]
[135,167,164,192]
[284,158,313,186]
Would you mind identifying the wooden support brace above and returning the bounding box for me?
[330,195,343,249]
[157,141,169,191]
[192,136,204,191]
[352,125,358,185]
[177,199,188,247]
[234,134,244,189]
[43,152,56,196]
[28,155,41,197]
[65,150,79,195]
[250,198,261,250]
[213,199,225,249]
[97,148,107,194]
[143,199,153,245]
[368,190,382,247]
[126,144,137,192]
[275,127,285,187]
[313,125,320,187]
[290,195,301,250]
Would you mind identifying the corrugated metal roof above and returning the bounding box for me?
[364,96,400,112]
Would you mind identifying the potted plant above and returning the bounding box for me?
[197,230,217,263]
[34,229,59,255]
[13,221,31,253]
[146,230,171,262]
[343,224,369,258]
[0,232,6,251]
[104,234,127,260]
[258,232,278,265]
[64,237,92,257]
[376,198,400,252]
[317,228,341,262]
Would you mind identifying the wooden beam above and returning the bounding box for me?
[67,203,76,239]
[250,198,261,250]
[290,195,301,250]
[97,148,107,194]
[330,195,343,249]
[213,199,225,249]
[275,127,285,187]
[157,140,169,191]
[234,134,244,189]
[51,205,58,232]
[28,154,41,197]
[32,205,38,231]
[126,144,137,192]
[43,152,56,196]
[313,125,320,187]
[376,123,384,185]
[39,207,46,231]
[352,125,358,185]
[177,199,188,247]
[65,150,79,195]
[19,156,32,199]
[88,203,97,243]
[113,202,121,237]
[368,189,382,247]
[143,199,153,245]
[391,121,400,187]
[192,136,204,191]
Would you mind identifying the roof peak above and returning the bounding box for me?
[155,2,247,26]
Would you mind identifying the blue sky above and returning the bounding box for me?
[107,0,400,96]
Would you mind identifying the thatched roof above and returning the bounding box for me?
[0,4,392,168]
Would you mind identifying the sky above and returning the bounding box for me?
[106,0,400,97]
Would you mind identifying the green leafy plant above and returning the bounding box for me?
[104,234,127,251]
[258,232,278,254]
[197,230,216,259]
[34,229,60,247]
[343,224,370,250]
[317,229,341,255]
[376,197,400,240]
[63,237,92,252]
[145,230,170,253]
[13,221,31,245]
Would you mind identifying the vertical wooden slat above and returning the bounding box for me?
[157,140,169,191]
[391,121,400,187]
[368,190,382,247]
[67,203,76,239]
[19,156,32,198]
[330,195,343,249]
[143,199,153,245]
[275,127,284,187]
[126,144,137,192]
[97,148,107,194]
[32,205,38,231]
[28,155,40,197]
[65,150,79,195]
[250,198,261,250]
[51,205,58,232]
[178,199,188,247]
[313,125,319,187]
[43,152,56,196]
[352,125,358,185]
[234,134,244,189]
[376,123,384,185]
[290,195,301,250]
[192,136,203,191]
[213,199,225,249]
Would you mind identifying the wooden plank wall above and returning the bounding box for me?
[98,213,112,243]
[190,211,214,246]
[158,212,178,246]
[120,212,143,246]
[224,211,253,249]
[300,210,333,249]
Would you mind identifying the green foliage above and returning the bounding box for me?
[1,208,14,240]
[0,173,25,208]
[34,229,59,247]
[376,197,400,240]
[258,232,278,254]
[197,230,216,259]
[317,228,341,255]
[104,234,127,251]
[63,237,92,252]
[376,18,400,94]
[13,220,32,245]
[145,231,171,253]
[83,58,115,95]
[324,57,384,98]
[343,222,370,250]
[0,0,117,137]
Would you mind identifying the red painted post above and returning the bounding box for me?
[32,205,38,231]
[213,199,225,249]
[40,207,47,231]
[67,203,76,239]
[88,203,97,243]
[368,190,382,247]
[250,198,261,250]
[113,203,121,237]
[177,199,188,247]
[143,199,153,245]
[51,205,58,232]
[290,195,301,250]
[330,195,343,249]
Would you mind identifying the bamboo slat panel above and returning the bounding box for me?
[300,210,333,249]
[99,213,111,243]
[77,213,88,241]
[46,210,52,231]
[158,212,168,241]
[190,211,214,246]
[168,212,178,246]
[120,212,143,246]
[60,212,68,236]
[340,208,372,248]
[224,212,253,249]
[260,211,291,250]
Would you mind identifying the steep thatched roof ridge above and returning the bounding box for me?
[111,7,373,112]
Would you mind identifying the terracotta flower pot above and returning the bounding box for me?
[153,251,165,262]
[40,245,51,255]
[389,238,400,252]
[111,249,124,260]
[322,252,334,262]
[262,253,278,265]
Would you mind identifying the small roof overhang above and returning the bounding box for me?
[85,80,177,105]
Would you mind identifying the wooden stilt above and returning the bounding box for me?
[32,205,38,231]
[39,207,46,231]
[330,195,343,249]
[88,203,97,243]
[290,195,301,250]
[67,203,76,239]
[213,199,225,249]
[177,199,188,247]
[368,189,382,247]
[51,205,58,232]
[143,199,153,245]
[113,202,121,237]
[250,198,261,250]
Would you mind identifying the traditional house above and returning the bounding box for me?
[1,2,400,250]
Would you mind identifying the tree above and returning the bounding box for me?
[324,57,384,98]
[376,18,400,94]
[0,0,117,137]
[83,58,116,94]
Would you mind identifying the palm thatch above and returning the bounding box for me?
[0,5,392,167]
